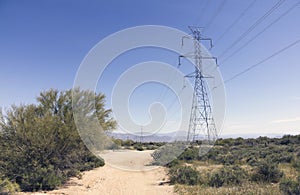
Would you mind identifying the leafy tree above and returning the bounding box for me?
[0,89,115,191]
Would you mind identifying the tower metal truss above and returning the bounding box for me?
[182,26,218,144]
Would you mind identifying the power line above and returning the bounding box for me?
[165,85,186,113]
[156,61,182,105]
[154,62,187,122]
[221,0,300,64]
[218,0,286,59]
[216,39,300,87]
[194,0,210,26]
[214,0,257,46]
[160,74,187,115]
[203,0,227,31]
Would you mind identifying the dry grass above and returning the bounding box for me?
[173,162,296,195]
[174,183,280,195]
[279,163,298,180]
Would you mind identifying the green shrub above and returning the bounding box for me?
[0,178,20,194]
[251,160,283,183]
[122,140,134,146]
[279,177,300,195]
[292,157,300,171]
[178,147,198,161]
[145,144,158,150]
[151,142,186,166]
[25,166,62,191]
[222,153,237,165]
[112,139,123,146]
[246,156,259,166]
[79,156,105,172]
[166,159,180,168]
[107,143,119,150]
[134,143,144,151]
[0,89,112,192]
[169,165,201,185]
[268,152,293,163]
[208,165,248,187]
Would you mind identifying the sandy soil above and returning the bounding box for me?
[99,150,157,171]
[22,150,174,195]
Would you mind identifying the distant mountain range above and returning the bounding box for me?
[106,131,189,142]
[106,131,288,142]
[218,133,284,139]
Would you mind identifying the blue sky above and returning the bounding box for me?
[0,0,300,136]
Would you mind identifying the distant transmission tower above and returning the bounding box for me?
[182,26,218,144]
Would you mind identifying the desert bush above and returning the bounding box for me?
[112,139,123,146]
[233,137,244,146]
[292,157,300,171]
[166,159,180,168]
[0,89,114,191]
[221,154,237,165]
[178,147,198,161]
[246,156,259,166]
[215,138,235,147]
[269,152,293,163]
[169,165,201,185]
[280,135,292,145]
[151,142,186,166]
[107,143,119,150]
[0,178,20,194]
[15,165,63,191]
[122,139,134,146]
[145,144,158,150]
[279,177,300,195]
[251,160,283,183]
[134,143,144,151]
[208,165,248,187]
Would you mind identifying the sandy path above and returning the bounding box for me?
[23,150,174,195]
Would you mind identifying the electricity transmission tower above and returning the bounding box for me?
[182,26,218,144]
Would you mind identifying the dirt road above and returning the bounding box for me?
[24,150,174,195]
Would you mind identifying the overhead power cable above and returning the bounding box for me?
[221,0,300,64]
[203,0,227,31]
[156,62,182,104]
[194,0,210,26]
[218,0,286,59]
[215,39,300,87]
[214,0,257,46]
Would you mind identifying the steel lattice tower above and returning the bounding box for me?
[186,26,218,144]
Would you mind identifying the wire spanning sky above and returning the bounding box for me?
[0,0,300,137]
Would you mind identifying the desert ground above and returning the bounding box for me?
[22,150,174,195]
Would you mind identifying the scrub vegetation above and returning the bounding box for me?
[0,89,115,193]
[162,135,300,194]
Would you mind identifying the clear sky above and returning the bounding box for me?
[1,0,300,137]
